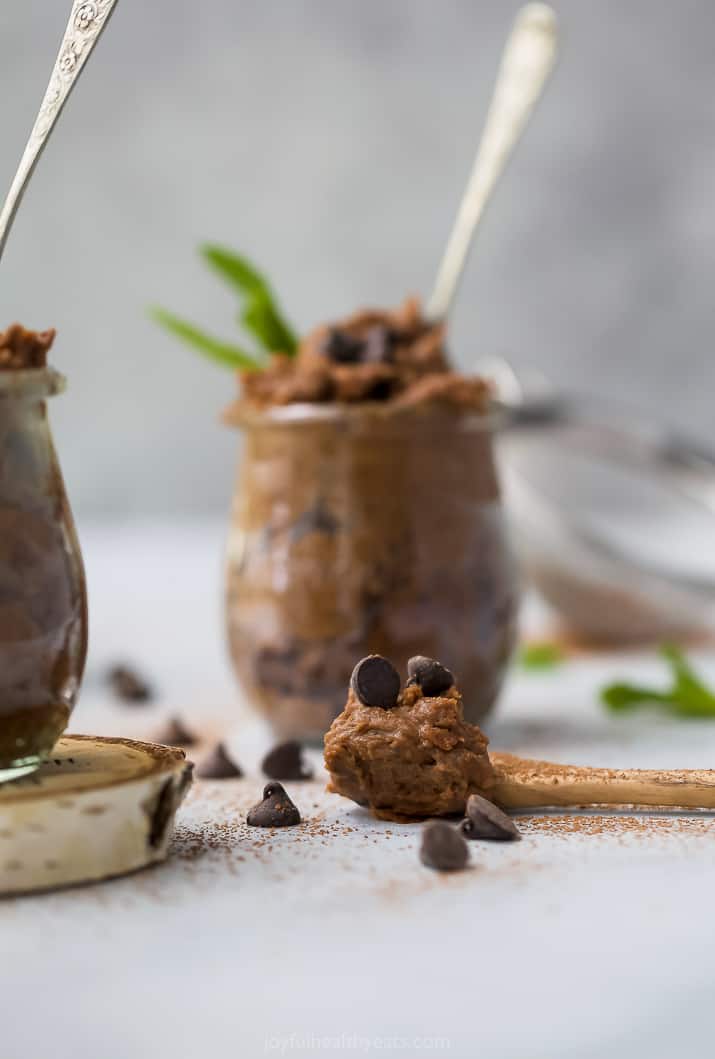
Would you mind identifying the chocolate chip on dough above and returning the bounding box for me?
[350,655,401,709]
[406,656,454,697]
[322,328,364,364]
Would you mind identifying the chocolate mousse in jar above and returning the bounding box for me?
[0,325,87,780]
[225,298,518,741]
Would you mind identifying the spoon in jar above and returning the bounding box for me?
[0,0,119,263]
[426,3,558,324]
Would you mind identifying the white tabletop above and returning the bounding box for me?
[3,520,715,1059]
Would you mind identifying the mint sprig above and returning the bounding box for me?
[201,245,297,356]
[149,308,261,371]
[152,246,297,370]
[601,645,715,718]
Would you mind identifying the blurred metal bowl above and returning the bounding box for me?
[488,360,715,643]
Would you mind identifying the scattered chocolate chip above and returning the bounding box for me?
[196,742,243,779]
[350,655,401,708]
[419,820,469,872]
[322,328,365,364]
[107,664,152,703]
[461,794,521,841]
[247,782,301,827]
[262,740,313,780]
[152,716,197,747]
[362,324,395,364]
[406,655,454,697]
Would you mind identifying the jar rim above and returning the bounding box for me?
[0,367,66,399]
[225,399,504,432]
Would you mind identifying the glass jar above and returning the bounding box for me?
[0,369,87,780]
[225,402,519,742]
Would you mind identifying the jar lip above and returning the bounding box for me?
[0,366,66,398]
[226,399,503,432]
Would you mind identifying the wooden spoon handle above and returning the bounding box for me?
[489,752,715,811]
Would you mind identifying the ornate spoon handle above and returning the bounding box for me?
[426,3,558,323]
[0,0,119,262]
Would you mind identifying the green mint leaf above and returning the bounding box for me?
[601,683,672,712]
[201,245,266,294]
[660,643,711,699]
[150,307,261,371]
[201,244,298,356]
[519,642,564,670]
[240,291,297,358]
[601,646,715,718]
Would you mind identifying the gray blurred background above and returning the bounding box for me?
[0,0,712,518]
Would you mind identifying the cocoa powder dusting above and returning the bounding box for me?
[518,813,715,839]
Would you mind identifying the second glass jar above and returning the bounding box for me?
[226,403,519,741]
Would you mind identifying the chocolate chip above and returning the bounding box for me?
[108,664,152,703]
[247,782,301,827]
[322,328,365,364]
[419,821,469,872]
[461,794,521,841]
[350,655,401,709]
[262,740,313,780]
[196,742,243,779]
[152,716,197,747]
[406,656,454,697]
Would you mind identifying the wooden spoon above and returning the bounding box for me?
[325,702,715,818]
[490,752,715,811]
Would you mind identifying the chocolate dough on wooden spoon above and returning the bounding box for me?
[324,655,715,819]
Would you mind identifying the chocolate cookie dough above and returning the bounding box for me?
[324,656,494,819]
[0,323,55,370]
[234,298,491,412]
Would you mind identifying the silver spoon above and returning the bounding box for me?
[0,0,119,262]
[426,3,558,323]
